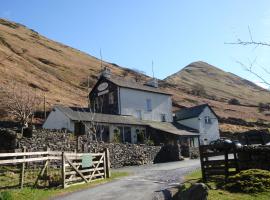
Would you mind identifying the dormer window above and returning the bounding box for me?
[205,116,212,124]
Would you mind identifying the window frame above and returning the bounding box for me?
[204,116,212,124]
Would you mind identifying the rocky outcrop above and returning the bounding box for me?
[154,183,208,200]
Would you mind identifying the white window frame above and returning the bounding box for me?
[205,116,212,124]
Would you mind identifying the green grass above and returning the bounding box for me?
[0,172,129,200]
[184,170,270,200]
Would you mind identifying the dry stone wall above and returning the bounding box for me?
[15,129,181,168]
[237,145,270,170]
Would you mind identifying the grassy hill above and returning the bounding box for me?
[165,61,270,105]
[1,18,270,132]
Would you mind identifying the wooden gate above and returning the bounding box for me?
[199,145,239,182]
[62,149,110,188]
[0,148,110,189]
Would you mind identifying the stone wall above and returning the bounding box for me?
[237,146,270,170]
[11,129,183,168]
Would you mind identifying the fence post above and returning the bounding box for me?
[61,152,66,188]
[225,150,229,181]
[105,148,111,178]
[46,147,50,186]
[199,145,206,182]
[19,146,26,189]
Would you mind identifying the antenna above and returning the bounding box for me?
[100,48,103,69]
[152,60,155,78]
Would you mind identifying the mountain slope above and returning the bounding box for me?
[0,18,270,127]
[0,18,147,111]
[165,61,270,105]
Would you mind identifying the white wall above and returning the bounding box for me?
[42,108,73,131]
[177,107,220,145]
[198,107,220,145]
[119,88,173,122]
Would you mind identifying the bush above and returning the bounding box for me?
[258,102,270,112]
[113,128,121,143]
[191,84,207,97]
[225,169,270,193]
[228,98,240,105]
[0,191,13,200]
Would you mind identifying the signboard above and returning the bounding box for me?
[97,82,108,91]
[82,154,93,168]
[98,89,109,96]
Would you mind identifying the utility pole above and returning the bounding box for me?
[152,60,155,78]
[43,94,46,120]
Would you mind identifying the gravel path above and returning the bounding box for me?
[54,159,200,200]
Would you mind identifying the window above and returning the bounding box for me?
[146,99,152,111]
[205,116,212,124]
[109,92,114,104]
[161,114,166,122]
[136,110,142,120]
[95,97,99,110]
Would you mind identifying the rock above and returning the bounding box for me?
[178,183,208,200]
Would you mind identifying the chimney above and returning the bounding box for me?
[146,78,158,88]
[100,67,111,78]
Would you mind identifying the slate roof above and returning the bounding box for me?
[175,104,218,121]
[55,105,144,125]
[54,105,198,136]
[144,121,199,136]
[105,75,172,95]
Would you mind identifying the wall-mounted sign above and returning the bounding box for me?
[97,82,108,91]
[98,89,109,96]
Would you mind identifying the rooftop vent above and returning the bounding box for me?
[146,78,158,88]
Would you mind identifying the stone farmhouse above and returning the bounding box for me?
[43,68,220,148]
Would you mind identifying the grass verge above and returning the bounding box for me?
[184,170,270,200]
[0,172,129,200]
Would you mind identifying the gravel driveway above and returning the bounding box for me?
[54,159,200,200]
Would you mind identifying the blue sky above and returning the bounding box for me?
[1,1,270,86]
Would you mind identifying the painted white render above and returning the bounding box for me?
[119,87,173,122]
[177,106,220,145]
[42,108,74,131]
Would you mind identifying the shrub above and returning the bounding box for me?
[225,169,270,193]
[136,129,145,143]
[228,98,240,105]
[145,139,154,146]
[191,84,207,97]
[0,191,13,200]
[113,128,121,143]
[258,102,270,112]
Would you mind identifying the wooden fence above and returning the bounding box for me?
[199,145,239,182]
[0,148,110,189]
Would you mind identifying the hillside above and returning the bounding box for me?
[165,61,270,105]
[0,18,148,114]
[0,18,270,133]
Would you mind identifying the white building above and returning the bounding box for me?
[175,104,220,145]
[43,69,199,146]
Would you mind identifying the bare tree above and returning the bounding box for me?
[1,83,42,129]
[227,27,270,87]
[77,95,105,142]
